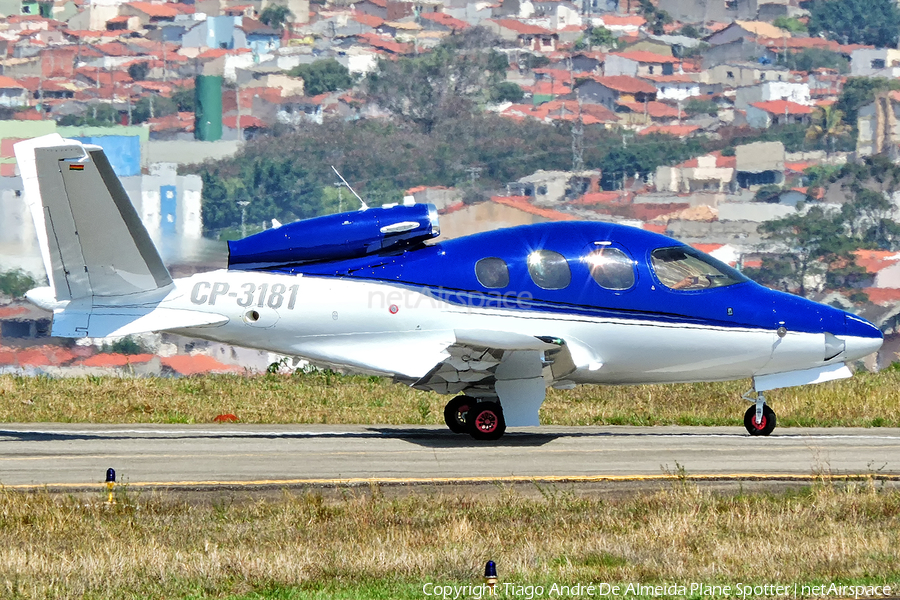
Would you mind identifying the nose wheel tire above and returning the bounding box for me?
[443,395,474,434]
[744,404,776,436]
[467,401,506,441]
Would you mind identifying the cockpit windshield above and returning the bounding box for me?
[650,246,748,291]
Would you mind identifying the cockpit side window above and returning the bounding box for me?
[585,247,635,290]
[527,250,571,290]
[651,246,748,291]
[475,257,510,288]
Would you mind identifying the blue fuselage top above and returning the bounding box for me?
[242,220,880,340]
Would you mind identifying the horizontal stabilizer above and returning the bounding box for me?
[51,307,228,339]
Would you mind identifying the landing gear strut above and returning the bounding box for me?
[743,391,776,436]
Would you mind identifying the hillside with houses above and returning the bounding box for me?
[2,0,900,372]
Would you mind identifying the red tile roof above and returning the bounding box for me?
[491,19,554,36]
[161,354,243,375]
[0,76,26,89]
[611,50,680,64]
[617,100,679,118]
[676,151,736,169]
[491,195,575,221]
[526,80,572,96]
[591,75,657,94]
[599,14,645,27]
[352,12,384,28]
[419,12,470,30]
[355,32,412,54]
[854,250,900,274]
[0,306,29,318]
[223,114,267,128]
[125,1,190,17]
[750,100,813,115]
[79,353,155,367]
[638,124,701,136]
[571,191,626,206]
[640,74,695,84]
[863,287,900,306]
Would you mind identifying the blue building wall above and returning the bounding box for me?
[72,135,141,177]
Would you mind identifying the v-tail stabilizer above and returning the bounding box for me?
[14,135,227,338]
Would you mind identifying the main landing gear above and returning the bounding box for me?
[443,395,507,441]
[743,391,777,436]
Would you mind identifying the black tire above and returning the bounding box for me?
[744,404,776,436]
[467,401,506,441]
[444,395,474,434]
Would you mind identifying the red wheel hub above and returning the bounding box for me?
[753,415,767,430]
[475,410,498,433]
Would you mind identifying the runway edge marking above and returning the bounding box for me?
[4,472,900,490]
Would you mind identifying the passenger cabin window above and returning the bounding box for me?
[651,246,748,291]
[475,257,510,288]
[527,250,571,289]
[586,247,635,290]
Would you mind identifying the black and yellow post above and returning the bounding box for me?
[105,468,116,504]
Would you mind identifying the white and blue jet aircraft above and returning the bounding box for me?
[14,135,883,440]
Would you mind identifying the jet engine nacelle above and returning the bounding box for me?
[227,203,440,269]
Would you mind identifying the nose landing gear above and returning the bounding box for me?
[743,391,776,436]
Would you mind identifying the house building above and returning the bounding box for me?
[639,74,700,102]
[735,140,785,188]
[734,80,810,110]
[575,75,657,111]
[850,48,900,79]
[605,51,681,77]
[658,0,758,24]
[704,62,790,87]
[857,91,900,158]
[655,151,736,193]
[487,19,558,52]
[705,20,788,46]
[0,76,28,107]
[746,99,813,128]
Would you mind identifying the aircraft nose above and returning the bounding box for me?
[842,313,883,360]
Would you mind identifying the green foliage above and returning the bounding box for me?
[805,104,852,153]
[598,135,704,190]
[101,336,144,355]
[365,29,507,132]
[132,94,177,123]
[684,98,718,117]
[0,269,37,299]
[836,77,900,132]
[258,4,293,32]
[575,26,618,50]
[57,103,119,127]
[754,184,783,203]
[127,61,150,81]
[171,86,195,112]
[677,24,701,38]
[809,0,900,47]
[803,163,842,187]
[751,156,900,296]
[773,16,807,33]
[521,54,550,70]
[784,48,848,74]
[637,0,672,35]
[287,58,353,96]
[489,81,524,103]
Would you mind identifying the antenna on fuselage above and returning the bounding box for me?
[331,166,369,211]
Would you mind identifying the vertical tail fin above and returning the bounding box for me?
[14,135,173,302]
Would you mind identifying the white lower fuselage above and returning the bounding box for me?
[160,270,875,386]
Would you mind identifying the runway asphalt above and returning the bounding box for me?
[1,424,899,490]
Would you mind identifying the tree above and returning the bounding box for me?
[773,16,807,34]
[785,48,848,74]
[836,77,900,130]
[575,26,618,50]
[287,59,353,96]
[365,32,508,132]
[637,0,672,35]
[684,98,718,117]
[809,0,900,47]
[172,86,195,112]
[258,4,293,33]
[0,269,36,299]
[57,103,120,126]
[131,94,177,123]
[489,82,524,103]
[127,61,150,82]
[805,105,851,154]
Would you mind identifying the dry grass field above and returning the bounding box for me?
[0,367,899,427]
[0,480,898,599]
